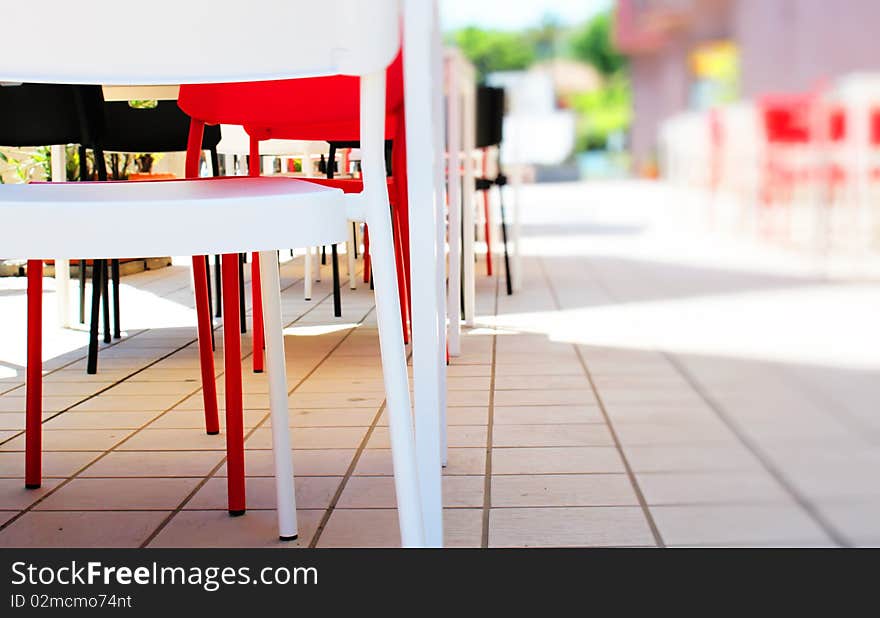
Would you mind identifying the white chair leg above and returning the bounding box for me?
[258,249,298,541]
[313,245,322,282]
[55,259,70,329]
[303,248,313,301]
[347,223,357,290]
[368,207,425,547]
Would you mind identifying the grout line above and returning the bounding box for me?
[308,402,386,548]
[141,294,373,548]
[575,251,852,549]
[665,354,852,548]
[0,388,203,534]
[537,256,666,548]
[481,276,500,547]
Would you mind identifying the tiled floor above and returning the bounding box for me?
[0,180,878,547]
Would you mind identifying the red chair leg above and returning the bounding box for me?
[392,113,412,315]
[25,260,42,489]
[251,252,265,373]
[391,204,411,344]
[248,137,265,374]
[186,119,220,435]
[222,253,246,516]
[192,257,220,435]
[362,225,372,284]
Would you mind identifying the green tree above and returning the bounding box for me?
[452,27,536,81]
[569,12,626,76]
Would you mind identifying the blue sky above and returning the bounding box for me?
[440,0,613,31]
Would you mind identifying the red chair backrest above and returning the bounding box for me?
[177,51,403,142]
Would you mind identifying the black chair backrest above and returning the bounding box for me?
[476,86,505,149]
[0,83,102,147]
[101,101,220,153]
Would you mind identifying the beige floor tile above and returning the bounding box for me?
[43,411,161,430]
[246,426,368,450]
[650,504,834,546]
[368,425,487,449]
[491,474,636,507]
[637,471,791,505]
[82,451,225,478]
[116,428,227,451]
[36,477,201,510]
[1,429,132,452]
[185,476,340,510]
[147,409,266,430]
[492,447,624,475]
[355,448,485,476]
[70,394,185,412]
[289,408,378,427]
[317,508,482,548]
[214,449,355,477]
[494,389,596,407]
[494,375,590,390]
[337,475,484,508]
[0,478,63,510]
[493,424,612,448]
[489,507,655,547]
[0,396,83,413]
[622,444,766,474]
[288,392,384,409]
[0,510,169,547]
[447,390,490,406]
[493,405,603,425]
[148,509,324,548]
[0,451,98,479]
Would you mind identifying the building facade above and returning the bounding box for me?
[617,0,880,171]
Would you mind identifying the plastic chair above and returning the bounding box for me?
[3,0,427,546]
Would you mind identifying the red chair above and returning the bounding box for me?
[178,51,413,377]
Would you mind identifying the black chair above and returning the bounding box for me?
[99,100,227,339]
[0,83,118,373]
[475,86,512,296]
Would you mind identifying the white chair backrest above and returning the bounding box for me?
[0,0,399,84]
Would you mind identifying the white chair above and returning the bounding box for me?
[2,0,429,547]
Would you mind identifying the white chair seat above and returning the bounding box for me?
[0,176,347,259]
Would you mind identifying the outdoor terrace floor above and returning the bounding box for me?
[0,180,877,547]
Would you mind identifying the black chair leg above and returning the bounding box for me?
[331,244,342,317]
[110,259,121,338]
[86,260,102,375]
[101,260,111,344]
[352,222,359,259]
[78,259,86,324]
[238,253,247,334]
[498,190,513,296]
[214,254,222,318]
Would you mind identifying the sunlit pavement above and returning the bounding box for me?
[0,179,878,547]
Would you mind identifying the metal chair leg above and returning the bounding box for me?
[78,258,86,324]
[101,260,111,344]
[111,259,121,338]
[331,244,342,317]
[86,260,102,375]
